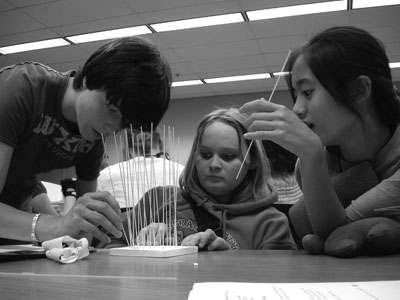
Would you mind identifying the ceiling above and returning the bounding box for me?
[0,0,399,100]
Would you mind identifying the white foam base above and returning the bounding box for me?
[109,245,198,258]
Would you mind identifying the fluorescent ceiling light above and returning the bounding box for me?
[247,0,347,21]
[172,80,203,87]
[390,62,400,68]
[0,38,70,54]
[204,73,271,84]
[67,26,151,44]
[151,13,244,32]
[272,71,290,77]
[352,0,400,9]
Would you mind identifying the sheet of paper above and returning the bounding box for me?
[188,281,399,300]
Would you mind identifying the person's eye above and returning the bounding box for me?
[302,89,313,98]
[109,106,119,114]
[221,154,236,162]
[107,103,121,115]
[200,152,212,160]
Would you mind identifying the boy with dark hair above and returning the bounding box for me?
[0,36,172,245]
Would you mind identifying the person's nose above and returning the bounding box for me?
[292,98,307,120]
[209,155,222,171]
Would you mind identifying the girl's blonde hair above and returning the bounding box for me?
[179,107,273,203]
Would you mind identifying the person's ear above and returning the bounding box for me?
[352,75,372,103]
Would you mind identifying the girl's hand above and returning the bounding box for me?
[240,99,321,159]
[60,191,123,244]
[181,229,230,250]
[136,223,172,246]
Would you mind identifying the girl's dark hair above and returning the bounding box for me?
[73,36,172,130]
[286,26,400,127]
[262,140,297,177]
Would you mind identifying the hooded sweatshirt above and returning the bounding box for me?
[132,186,297,250]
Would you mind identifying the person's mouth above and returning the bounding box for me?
[303,121,315,130]
[207,175,223,181]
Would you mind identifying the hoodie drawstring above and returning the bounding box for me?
[221,209,228,238]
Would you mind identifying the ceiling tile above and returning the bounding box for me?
[49,59,86,72]
[386,42,400,57]
[349,6,400,29]
[0,1,15,11]
[249,11,350,39]
[392,68,400,82]
[188,54,266,74]
[170,62,195,78]
[139,0,241,24]
[7,44,88,65]
[237,0,333,11]
[0,9,44,36]
[6,0,56,7]
[21,0,134,27]
[124,0,228,12]
[372,26,400,44]
[174,39,261,61]
[171,84,215,99]
[52,14,146,36]
[0,54,17,66]
[0,28,59,45]
[157,23,254,48]
[160,48,186,64]
[263,52,293,70]
[258,35,306,54]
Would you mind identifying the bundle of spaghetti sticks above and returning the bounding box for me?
[102,125,197,257]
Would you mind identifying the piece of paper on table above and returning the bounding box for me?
[188,281,400,300]
[42,236,89,264]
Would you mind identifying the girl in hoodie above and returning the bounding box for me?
[131,108,297,250]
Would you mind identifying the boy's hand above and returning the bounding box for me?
[181,229,230,250]
[61,191,123,244]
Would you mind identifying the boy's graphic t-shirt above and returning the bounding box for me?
[0,62,104,208]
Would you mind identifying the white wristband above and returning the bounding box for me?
[31,213,42,243]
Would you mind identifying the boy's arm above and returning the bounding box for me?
[0,141,36,241]
[31,181,59,216]
[0,141,122,243]
[31,193,59,215]
[0,141,57,242]
[0,141,12,199]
